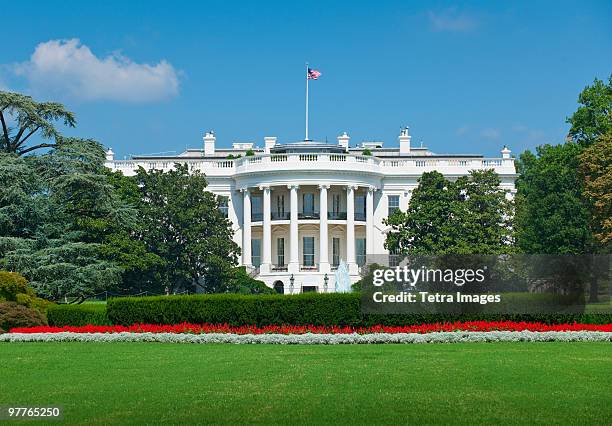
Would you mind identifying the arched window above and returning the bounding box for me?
[273,281,284,294]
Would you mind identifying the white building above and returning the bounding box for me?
[105,127,517,294]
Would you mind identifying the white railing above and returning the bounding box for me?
[107,153,515,176]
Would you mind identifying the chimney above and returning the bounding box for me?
[105,148,114,161]
[264,136,277,153]
[203,131,216,156]
[337,132,350,151]
[501,145,511,159]
[399,126,411,155]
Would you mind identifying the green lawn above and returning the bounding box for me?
[1,343,610,425]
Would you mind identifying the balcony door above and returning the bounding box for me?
[303,193,315,216]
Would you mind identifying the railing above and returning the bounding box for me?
[272,265,288,272]
[298,211,320,219]
[354,212,366,221]
[107,153,515,176]
[271,212,290,220]
[328,212,347,220]
[300,264,319,272]
[251,213,263,221]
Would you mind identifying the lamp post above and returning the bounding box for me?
[289,274,295,294]
[323,273,329,293]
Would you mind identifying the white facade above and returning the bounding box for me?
[105,127,517,294]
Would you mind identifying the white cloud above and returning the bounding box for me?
[456,125,470,136]
[428,9,476,32]
[480,128,500,140]
[13,39,179,102]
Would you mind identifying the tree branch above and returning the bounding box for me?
[14,125,41,148]
[0,110,9,149]
[18,142,57,156]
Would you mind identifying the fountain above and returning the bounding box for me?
[334,260,352,293]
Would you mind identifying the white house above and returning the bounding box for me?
[105,127,517,294]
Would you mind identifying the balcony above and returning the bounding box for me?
[328,211,347,220]
[251,212,263,222]
[354,212,366,221]
[298,211,320,220]
[272,264,288,272]
[300,264,319,272]
[271,212,290,220]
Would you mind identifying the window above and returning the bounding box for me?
[388,195,400,217]
[303,193,315,215]
[355,194,366,221]
[218,196,229,218]
[332,194,341,214]
[356,238,366,266]
[332,237,340,267]
[303,236,315,266]
[251,195,263,221]
[251,239,261,268]
[276,195,285,216]
[277,238,285,266]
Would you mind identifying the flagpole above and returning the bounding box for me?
[305,62,309,141]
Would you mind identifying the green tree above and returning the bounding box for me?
[385,171,460,255]
[0,92,76,156]
[514,143,592,254]
[567,75,612,147]
[384,170,512,255]
[134,164,240,293]
[454,170,514,254]
[0,138,132,301]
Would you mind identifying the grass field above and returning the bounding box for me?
[1,342,610,424]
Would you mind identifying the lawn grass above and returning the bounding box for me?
[1,342,610,424]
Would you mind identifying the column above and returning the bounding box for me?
[366,186,375,257]
[319,184,330,273]
[260,185,271,273]
[346,185,357,273]
[288,184,299,273]
[241,188,252,267]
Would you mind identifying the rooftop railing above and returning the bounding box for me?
[107,153,515,176]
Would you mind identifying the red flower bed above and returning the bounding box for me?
[9,321,612,334]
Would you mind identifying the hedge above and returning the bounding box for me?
[107,293,612,327]
[47,304,110,326]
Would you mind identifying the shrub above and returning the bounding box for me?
[0,271,32,301]
[0,271,52,314]
[0,302,47,331]
[107,293,612,327]
[47,304,110,326]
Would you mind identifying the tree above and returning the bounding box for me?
[454,170,514,254]
[514,143,592,254]
[385,171,460,255]
[579,131,612,247]
[0,138,132,301]
[134,164,240,293]
[0,91,76,156]
[384,170,512,255]
[567,75,612,147]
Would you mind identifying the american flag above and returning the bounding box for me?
[307,68,321,80]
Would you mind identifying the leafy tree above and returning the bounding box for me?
[362,148,372,156]
[567,75,612,147]
[226,267,275,294]
[134,164,240,293]
[579,131,612,247]
[385,171,459,255]
[0,91,76,156]
[0,138,131,302]
[454,170,514,254]
[385,170,512,255]
[514,143,592,254]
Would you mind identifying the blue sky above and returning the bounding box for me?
[2,0,610,158]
